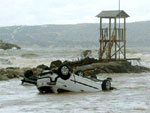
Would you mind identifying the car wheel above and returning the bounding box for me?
[101,80,111,91]
[38,87,53,93]
[24,70,33,78]
[57,65,71,80]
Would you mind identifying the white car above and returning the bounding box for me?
[36,65,113,93]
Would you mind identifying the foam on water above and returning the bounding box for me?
[127,48,150,67]
[0,47,84,68]
[0,47,150,68]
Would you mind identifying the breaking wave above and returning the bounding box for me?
[0,46,150,68]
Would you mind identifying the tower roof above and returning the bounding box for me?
[96,10,129,18]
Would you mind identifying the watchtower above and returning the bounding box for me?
[96,10,129,61]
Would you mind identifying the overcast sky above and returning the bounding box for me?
[0,0,150,26]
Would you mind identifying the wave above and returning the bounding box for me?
[0,47,150,68]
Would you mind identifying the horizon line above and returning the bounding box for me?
[0,20,150,27]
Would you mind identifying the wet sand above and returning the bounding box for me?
[0,73,150,113]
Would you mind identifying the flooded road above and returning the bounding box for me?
[0,73,150,113]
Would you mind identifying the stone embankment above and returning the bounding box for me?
[0,58,150,80]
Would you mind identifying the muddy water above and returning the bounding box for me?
[0,73,150,113]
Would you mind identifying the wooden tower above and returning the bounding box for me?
[96,10,129,61]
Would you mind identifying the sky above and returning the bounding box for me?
[0,0,150,26]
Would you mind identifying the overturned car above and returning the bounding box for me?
[22,65,113,93]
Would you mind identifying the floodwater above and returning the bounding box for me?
[0,73,150,113]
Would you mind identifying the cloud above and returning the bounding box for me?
[0,0,150,26]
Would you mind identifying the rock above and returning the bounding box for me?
[0,68,24,79]
[37,64,49,70]
[63,57,99,67]
[0,67,44,81]
[6,73,15,79]
[102,67,114,73]
[50,60,62,69]
[75,60,150,74]
[130,65,150,73]
[0,74,8,80]
[0,40,21,50]
[3,68,24,78]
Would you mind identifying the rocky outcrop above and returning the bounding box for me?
[63,57,99,67]
[0,74,8,80]
[75,61,150,75]
[0,58,150,81]
[0,40,21,50]
[0,67,43,80]
[50,58,150,75]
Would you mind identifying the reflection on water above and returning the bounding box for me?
[0,73,150,113]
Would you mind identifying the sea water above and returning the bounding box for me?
[0,46,150,68]
[0,46,150,113]
[0,73,149,113]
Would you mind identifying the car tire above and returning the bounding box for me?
[38,87,53,93]
[24,70,33,78]
[57,65,71,80]
[101,80,111,91]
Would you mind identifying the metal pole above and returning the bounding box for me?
[119,0,120,11]
[119,0,121,59]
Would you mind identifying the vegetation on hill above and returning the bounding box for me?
[0,21,150,48]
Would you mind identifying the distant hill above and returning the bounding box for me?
[127,21,150,47]
[0,21,150,48]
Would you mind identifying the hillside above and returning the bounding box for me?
[0,21,150,48]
